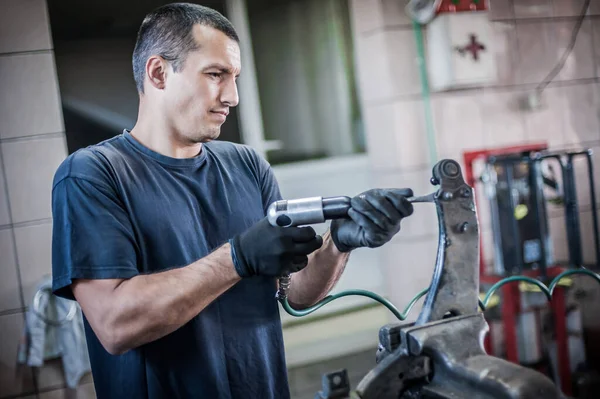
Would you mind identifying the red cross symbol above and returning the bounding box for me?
[455,34,486,61]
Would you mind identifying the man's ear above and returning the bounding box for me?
[146,55,168,91]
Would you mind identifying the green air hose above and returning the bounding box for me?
[281,288,429,320]
[479,268,600,310]
[280,269,600,319]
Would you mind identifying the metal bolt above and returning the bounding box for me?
[459,222,469,233]
[443,161,459,177]
[442,191,453,200]
[332,375,341,386]
[461,188,471,198]
[430,177,439,186]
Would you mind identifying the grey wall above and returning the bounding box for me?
[0,0,95,398]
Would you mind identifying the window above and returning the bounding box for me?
[246,0,365,165]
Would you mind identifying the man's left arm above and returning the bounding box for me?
[286,188,414,309]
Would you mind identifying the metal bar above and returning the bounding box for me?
[505,161,524,274]
[551,286,572,395]
[586,150,600,267]
[531,158,549,277]
[564,155,582,266]
[502,283,519,363]
[415,160,480,325]
[407,192,436,203]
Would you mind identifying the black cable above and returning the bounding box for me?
[535,0,591,94]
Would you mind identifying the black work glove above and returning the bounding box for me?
[330,188,414,252]
[230,218,324,278]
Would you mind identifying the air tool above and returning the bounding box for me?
[267,193,434,228]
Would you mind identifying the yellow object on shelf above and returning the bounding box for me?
[519,277,573,292]
[479,292,500,310]
[514,204,528,220]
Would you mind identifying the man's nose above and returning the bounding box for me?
[220,77,239,107]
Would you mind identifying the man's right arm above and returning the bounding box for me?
[52,168,322,356]
[71,243,240,355]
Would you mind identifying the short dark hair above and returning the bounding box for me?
[132,2,239,93]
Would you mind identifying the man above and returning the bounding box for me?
[51,3,414,398]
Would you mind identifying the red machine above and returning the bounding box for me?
[463,142,599,396]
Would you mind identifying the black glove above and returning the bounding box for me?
[230,218,324,278]
[330,188,414,252]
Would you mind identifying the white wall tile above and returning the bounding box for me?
[2,135,67,224]
[380,237,437,321]
[38,389,66,399]
[14,222,53,307]
[363,103,397,169]
[548,207,600,267]
[491,21,518,86]
[549,213,569,264]
[355,32,393,104]
[515,21,556,85]
[380,0,413,27]
[354,29,421,104]
[552,0,592,18]
[350,0,384,34]
[364,99,431,170]
[592,20,600,78]
[77,382,97,399]
[580,208,600,265]
[386,29,422,98]
[433,91,487,161]
[0,0,52,54]
[374,168,438,239]
[514,0,553,19]
[36,358,65,391]
[0,313,35,397]
[481,91,527,148]
[521,86,566,148]
[489,0,515,20]
[0,53,64,139]
[562,83,600,145]
[0,152,11,226]
[0,229,21,312]
[393,100,431,168]
[39,385,96,399]
[514,18,595,84]
[555,20,595,82]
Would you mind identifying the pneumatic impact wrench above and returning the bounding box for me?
[267,193,434,227]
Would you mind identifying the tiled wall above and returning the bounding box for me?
[0,1,94,398]
[349,0,600,313]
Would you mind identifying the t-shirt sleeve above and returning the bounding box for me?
[52,176,139,300]
[256,155,283,215]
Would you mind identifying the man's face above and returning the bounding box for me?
[162,24,241,144]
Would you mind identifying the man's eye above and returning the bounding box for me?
[208,73,221,78]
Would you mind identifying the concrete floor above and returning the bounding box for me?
[288,348,378,399]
